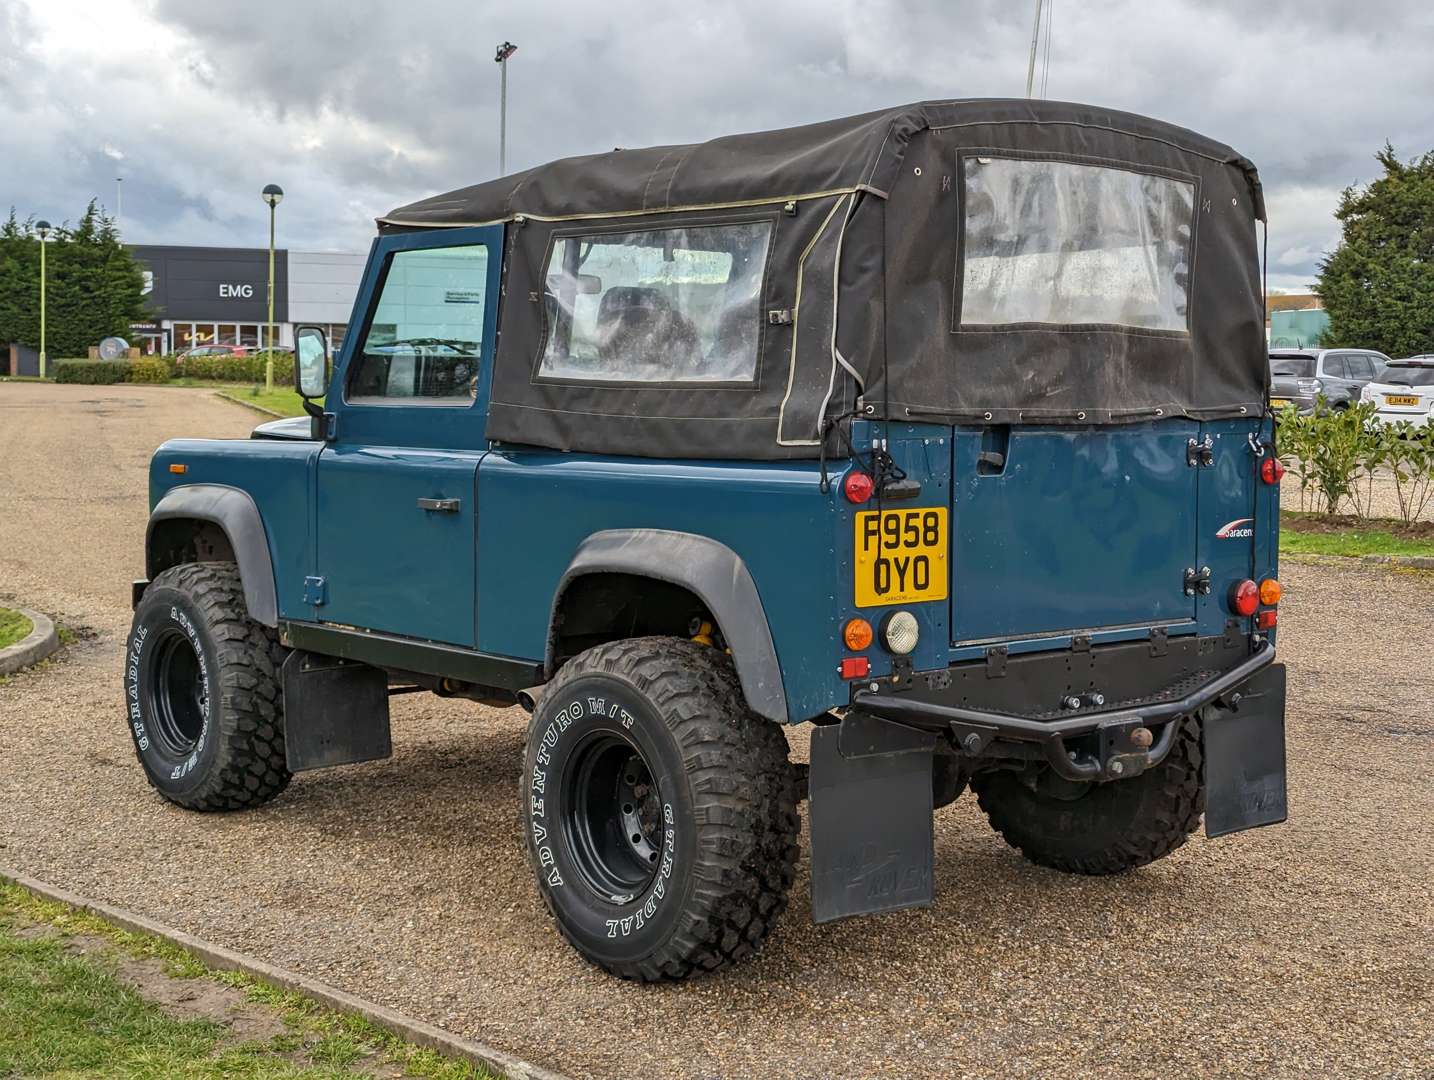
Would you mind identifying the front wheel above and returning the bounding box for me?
[970,717,1204,874]
[521,637,799,981]
[124,562,291,811]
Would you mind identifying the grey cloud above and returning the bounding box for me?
[6,0,1434,290]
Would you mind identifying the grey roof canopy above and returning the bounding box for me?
[381,100,1268,460]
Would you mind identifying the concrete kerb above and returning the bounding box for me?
[0,868,570,1080]
[0,607,59,675]
[212,390,284,418]
[1284,552,1434,572]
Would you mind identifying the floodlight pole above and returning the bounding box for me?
[116,177,123,228]
[1025,0,1045,98]
[495,42,517,176]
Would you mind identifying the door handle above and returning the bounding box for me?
[417,497,461,513]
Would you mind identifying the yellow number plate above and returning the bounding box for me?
[853,507,949,608]
[1385,394,1419,407]
[1270,397,1291,408]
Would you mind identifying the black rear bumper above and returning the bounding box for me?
[851,639,1276,782]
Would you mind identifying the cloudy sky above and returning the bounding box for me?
[3,0,1431,291]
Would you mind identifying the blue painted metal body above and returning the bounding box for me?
[147,220,1280,726]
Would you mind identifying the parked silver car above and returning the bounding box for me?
[1269,348,1390,412]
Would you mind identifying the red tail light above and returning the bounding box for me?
[1260,456,1285,485]
[1257,610,1278,630]
[843,470,874,504]
[1230,579,1259,616]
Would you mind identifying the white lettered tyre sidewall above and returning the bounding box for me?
[523,674,697,967]
[125,587,224,798]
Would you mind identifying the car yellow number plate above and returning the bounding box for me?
[854,507,949,608]
[1270,397,1291,408]
[1385,394,1419,406]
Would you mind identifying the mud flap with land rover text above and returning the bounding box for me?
[809,713,935,923]
[1203,662,1287,838]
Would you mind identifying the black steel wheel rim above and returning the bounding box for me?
[145,627,208,757]
[562,732,663,904]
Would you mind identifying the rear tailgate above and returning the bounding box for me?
[950,422,1200,643]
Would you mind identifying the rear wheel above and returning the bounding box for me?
[124,562,290,811]
[521,636,799,981]
[970,717,1203,874]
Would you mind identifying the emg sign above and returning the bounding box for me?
[219,283,256,299]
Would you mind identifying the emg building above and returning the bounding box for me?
[130,246,367,354]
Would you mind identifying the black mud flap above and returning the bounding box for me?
[808,713,935,923]
[281,651,391,772]
[1203,662,1287,838]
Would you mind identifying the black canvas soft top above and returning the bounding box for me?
[377,99,1269,461]
[379,99,1264,229]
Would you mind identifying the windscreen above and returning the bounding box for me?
[538,221,772,383]
[960,158,1194,331]
[1269,357,1315,378]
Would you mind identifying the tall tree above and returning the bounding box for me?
[0,200,148,357]
[1317,145,1434,356]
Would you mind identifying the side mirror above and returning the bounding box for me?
[294,326,328,399]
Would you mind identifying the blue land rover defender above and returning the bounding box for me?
[127,100,1286,981]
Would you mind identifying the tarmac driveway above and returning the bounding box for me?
[1,381,1431,1078]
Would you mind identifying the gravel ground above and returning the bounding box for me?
[2,381,1432,1079]
[1281,467,1434,522]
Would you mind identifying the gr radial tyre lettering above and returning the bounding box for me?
[124,562,291,811]
[521,636,800,981]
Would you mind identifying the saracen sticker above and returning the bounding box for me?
[1216,517,1254,540]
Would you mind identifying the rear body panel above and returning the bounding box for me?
[948,421,1200,644]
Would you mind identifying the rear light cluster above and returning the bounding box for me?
[843,470,874,504]
[1230,576,1281,628]
[840,611,922,678]
[1260,455,1285,485]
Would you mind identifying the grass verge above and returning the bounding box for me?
[214,386,315,418]
[0,608,33,650]
[0,882,494,1079]
[1280,510,1434,558]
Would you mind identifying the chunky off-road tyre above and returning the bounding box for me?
[970,717,1203,874]
[124,562,291,811]
[521,636,800,981]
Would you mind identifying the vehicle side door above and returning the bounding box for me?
[1320,352,1352,404]
[308,227,504,647]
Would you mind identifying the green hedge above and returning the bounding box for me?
[175,352,294,383]
[52,358,130,384]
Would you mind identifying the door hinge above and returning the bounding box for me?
[1184,566,1212,596]
[767,308,793,325]
[1186,434,1215,468]
[304,575,328,606]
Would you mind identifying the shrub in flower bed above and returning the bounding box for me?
[175,352,294,382]
[127,357,174,383]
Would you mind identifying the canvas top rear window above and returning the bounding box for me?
[960,157,1195,332]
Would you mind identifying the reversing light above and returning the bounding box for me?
[1260,456,1285,485]
[1257,610,1278,630]
[1230,579,1259,616]
[843,618,874,651]
[882,610,920,655]
[1259,578,1282,605]
[839,656,870,680]
[843,470,874,504]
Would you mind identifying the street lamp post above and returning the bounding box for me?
[261,184,284,392]
[494,41,517,176]
[35,220,50,379]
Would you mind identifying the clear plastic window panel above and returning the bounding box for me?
[961,158,1194,331]
[539,221,772,383]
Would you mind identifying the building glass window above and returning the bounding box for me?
[217,323,238,345]
[239,325,259,348]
